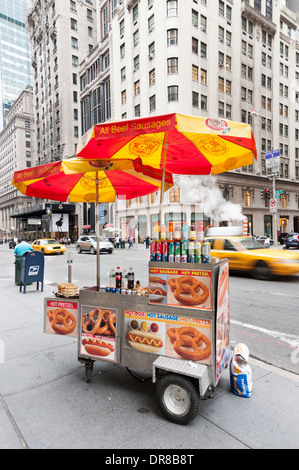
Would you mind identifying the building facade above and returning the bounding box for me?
[78,0,299,240]
[0,0,32,130]
[0,86,36,238]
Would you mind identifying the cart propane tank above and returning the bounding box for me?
[230,343,252,398]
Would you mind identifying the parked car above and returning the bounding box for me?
[31,239,66,255]
[76,235,113,254]
[255,235,274,246]
[278,232,295,245]
[8,238,18,249]
[283,233,299,250]
[204,235,299,280]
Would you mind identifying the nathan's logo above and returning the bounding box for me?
[195,135,229,156]
[88,161,113,170]
[129,136,160,157]
[204,118,231,135]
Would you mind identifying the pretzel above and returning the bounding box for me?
[167,327,211,361]
[47,308,76,335]
[83,308,103,335]
[83,309,116,336]
[168,276,209,306]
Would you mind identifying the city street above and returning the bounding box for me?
[24,243,299,375]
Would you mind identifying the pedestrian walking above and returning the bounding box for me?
[264,235,270,248]
[145,236,150,249]
[128,236,134,248]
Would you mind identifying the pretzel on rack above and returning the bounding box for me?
[168,276,209,306]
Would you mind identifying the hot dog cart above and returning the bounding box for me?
[44,257,230,425]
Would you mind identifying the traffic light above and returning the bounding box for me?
[261,189,264,199]
[264,189,270,199]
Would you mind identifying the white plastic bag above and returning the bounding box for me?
[230,343,252,398]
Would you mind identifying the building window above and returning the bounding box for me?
[72,55,78,67]
[167,29,178,46]
[149,69,155,86]
[168,86,178,102]
[134,80,140,96]
[169,186,180,203]
[192,91,199,108]
[135,104,140,117]
[201,95,207,111]
[167,0,178,17]
[71,18,77,30]
[71,36,78,49]
[192,64,199,81]
[167,58,178,74]
[149,95,156,111]
[121,90,126,104]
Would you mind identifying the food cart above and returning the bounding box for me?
[15,113,255,424]
[44,252,230,425]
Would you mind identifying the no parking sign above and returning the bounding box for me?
[270,199,277,212]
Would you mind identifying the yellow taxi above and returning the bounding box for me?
[204,230,299,280]
[31,239,66,255]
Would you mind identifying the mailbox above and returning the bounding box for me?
[20,250,44,294]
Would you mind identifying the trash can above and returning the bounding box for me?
[14,255,22,285]
[120,240,125,249]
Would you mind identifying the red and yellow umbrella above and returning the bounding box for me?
[12,156,173,202]
[77,113,257,176]
[12,156,173,290]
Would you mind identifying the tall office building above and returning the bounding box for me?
[27,0,98,165]
[0,0,32,130]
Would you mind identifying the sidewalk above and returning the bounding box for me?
[0,266,298,450]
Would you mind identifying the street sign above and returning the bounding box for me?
[270,198,277,212]
[266,149,280,171]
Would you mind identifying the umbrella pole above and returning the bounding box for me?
[95,172,100,291]
[159,132,168,229]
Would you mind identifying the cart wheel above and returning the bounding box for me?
[156,374,199,425]
[85,363,93,383]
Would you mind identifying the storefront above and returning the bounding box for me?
[11,202,76,241]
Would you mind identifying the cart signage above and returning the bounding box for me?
[124,310,212,366]
[216,262,230,384]
[44,298,78,338]
[80,305,117,362]
[149,267,212,310]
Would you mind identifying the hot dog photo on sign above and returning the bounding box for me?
[80,305,117,361]
[124,311,165,356]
